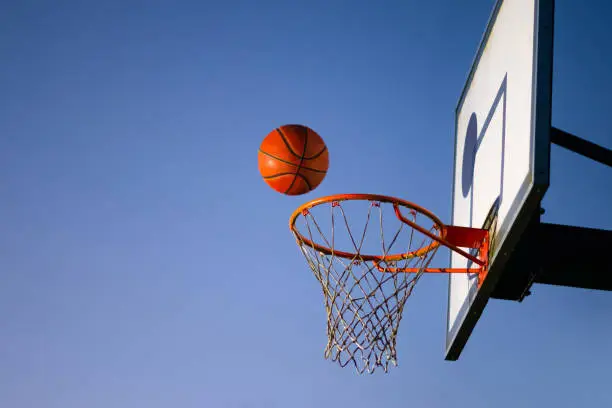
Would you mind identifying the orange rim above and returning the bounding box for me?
[289,193,445,262]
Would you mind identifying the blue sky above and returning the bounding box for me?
[1,0,611,407]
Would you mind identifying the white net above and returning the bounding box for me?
[292,198,441,374]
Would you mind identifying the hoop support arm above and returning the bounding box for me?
[551,127,612,167]
[386,206,489,287]
[394,205,487,266]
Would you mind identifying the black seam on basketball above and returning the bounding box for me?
[295,172,312,191]
[284,173,298,194]
[303,146,327,160]
[259,149,327,173]
[276,128,303,159]
[259,149,298,167]
[263,172,311,191]
[299,166,327,174]
[285,130,308,194]
[262,172,297,179]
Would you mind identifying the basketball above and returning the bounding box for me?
[258,124,329,195]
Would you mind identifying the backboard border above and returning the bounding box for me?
[445,0,555,361]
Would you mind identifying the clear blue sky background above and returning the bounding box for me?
[1,0,611,407]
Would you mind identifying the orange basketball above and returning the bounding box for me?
[258,124,329,195]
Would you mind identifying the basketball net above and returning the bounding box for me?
[291,197,442,374]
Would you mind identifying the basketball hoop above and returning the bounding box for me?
[289,194,489,374]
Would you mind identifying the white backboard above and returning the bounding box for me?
[446,0,554,360]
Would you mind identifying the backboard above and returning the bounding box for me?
[446,0,555,360]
